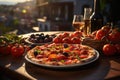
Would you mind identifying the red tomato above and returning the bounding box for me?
[112,27,120,33]
[95,29,106,40]
[72,31,83,38]
[70,33,74,38]
[108,31,120,43]
[101,26,111,34]
[62,37,71,43]
[89,30,97,39]
[115,44,120,53]
[57,34,63,39]
[5,44,13,54]
[53,36,62,43]
[11,44,25,57]
[71,37,81,44]
[103,44,117,56]
[53,37,59,43]
[0,44,12,55]
[62,32,70,38]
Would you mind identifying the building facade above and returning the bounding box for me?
[36,0,93,31]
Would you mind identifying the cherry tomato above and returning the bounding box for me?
[103,44,117,56]
[89,30,97,39]
[53,36,62,43]
[62,37,71,43]
[115,44,120,53]
[11,44,25,57]
[108,31,120,43]
[95,29,106,40]
[5,44,13,55]
[72,31,83,38]
[112,27,120,33]
[53,37,59,43]
[62,32,70,38]
[70,33,75,39]
[56,34,64,40]
[71,37,81,44]
[101,26,111,34]
[0,44,12,55]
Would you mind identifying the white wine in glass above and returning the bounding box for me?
[72,15,85,31]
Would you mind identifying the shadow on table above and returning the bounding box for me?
[0,55,31,80]
[25,57,110,80]
[105,76,120,80]
[0,65,32,80]
[110,55,120,64]
[0,55,24,70]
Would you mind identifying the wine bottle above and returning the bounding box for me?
[90,0,104,32]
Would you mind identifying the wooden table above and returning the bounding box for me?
[0,31,120,80]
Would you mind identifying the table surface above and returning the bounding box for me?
[0,31,120,80]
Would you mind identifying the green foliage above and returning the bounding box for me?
[0,33,23,44]
[0,24,14,34]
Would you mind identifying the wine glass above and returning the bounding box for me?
[83,8,92,35]
[72,15,85,31]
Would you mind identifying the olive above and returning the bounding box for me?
[41,35,45,40]
[63,52,69,57]
[30,34,35,38]
[39,39,44,43]
[40,33,44,36]
[34,50,39,56]
[35,39,40,43]
[48,36,53,42]
[63,43,69,48]
[44,37,49,43]
[45,34,50,38]
[36,34,39,36]
[28,33,54,43]
[29,38,35,43]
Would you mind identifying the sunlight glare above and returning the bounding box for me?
[0,0,30,3]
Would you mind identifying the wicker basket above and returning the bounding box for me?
[82,38,107,51]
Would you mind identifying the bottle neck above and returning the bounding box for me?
[94,0,101,13]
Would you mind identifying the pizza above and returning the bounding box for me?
[26,43,97,66]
